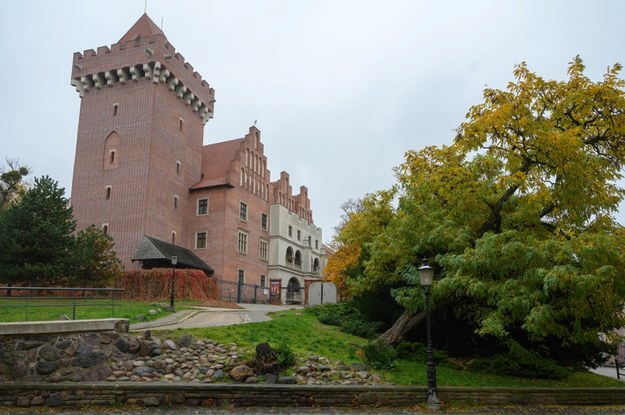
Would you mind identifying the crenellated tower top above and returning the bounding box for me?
[70,14,215,124]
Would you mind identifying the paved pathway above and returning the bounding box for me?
[130,303,303,331]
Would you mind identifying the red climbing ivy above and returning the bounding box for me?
[119,268,216,302]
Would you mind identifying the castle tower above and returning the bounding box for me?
[69,14,215,267]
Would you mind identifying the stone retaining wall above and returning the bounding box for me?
[1,383,625,409]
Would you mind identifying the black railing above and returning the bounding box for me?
[214,279,270,304]
[0,287,125,320]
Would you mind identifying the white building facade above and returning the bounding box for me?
[268,204,324,304]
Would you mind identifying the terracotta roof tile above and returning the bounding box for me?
[191,138,245,189]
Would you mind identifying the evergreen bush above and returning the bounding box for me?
[362,340,397,370]
[467,341,573,379]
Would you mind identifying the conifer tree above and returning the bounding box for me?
[0,176,75,287]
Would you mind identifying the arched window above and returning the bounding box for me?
[313,258,320,273]
[286,247,294,264]
[294,250,302,267]
[103,131,121,170]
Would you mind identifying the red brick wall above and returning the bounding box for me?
[71,70,205,268]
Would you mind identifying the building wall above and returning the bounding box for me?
[70,17,323,300]
[268,203,323,303]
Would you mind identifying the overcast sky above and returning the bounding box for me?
[2,1,625,242]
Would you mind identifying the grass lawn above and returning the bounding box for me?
[0,297,200,323]
[158,309,625,388]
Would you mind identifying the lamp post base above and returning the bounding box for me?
[427,389,440,411]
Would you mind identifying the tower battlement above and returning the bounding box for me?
[71,30,215,124]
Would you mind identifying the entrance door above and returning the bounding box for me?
[286,277,302,304]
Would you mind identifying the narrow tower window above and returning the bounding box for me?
[102,223,109,235]
[172,231,176,245]
[110,150,116,164]
[105,186,112,200]
[179,117,184,131]
[113,103,119,116]
[176,161,181,175]
[174,195,179,209]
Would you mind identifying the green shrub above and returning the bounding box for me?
[308,302,354,326]
[396,341,448,365]
[275,340,296,368]
[468,342,572,380]
[308,302,383,339]
[362,340,397,370]
[341,318,381,339]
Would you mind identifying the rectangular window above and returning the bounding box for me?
[238,269,245,284]
[315,239,319,250]
[240,202,247,221]
[238,230,248,254]
[259,239,268,261]
[260,275,266,288]
[288,225,293,237]
[174,195,178,209]
[196,232,207,249]
[197,198,208,215]
[297,230,301,241]
[261,213,268,230]
[102,223,109,235]
[172,231,176,244]
[105,186,112,200]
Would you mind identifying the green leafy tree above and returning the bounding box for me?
[0,176,75,288]
[0,158,29,209]
[338,57,625,366]
[67,225,124,287]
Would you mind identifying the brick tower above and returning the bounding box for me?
[69,14,215,267]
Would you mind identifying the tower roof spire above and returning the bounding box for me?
[118,14,166,44]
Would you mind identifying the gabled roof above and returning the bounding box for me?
[190,138,245,190]
[131,236,213,273]
[118,14,166,44]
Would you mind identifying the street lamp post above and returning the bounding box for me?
[418,258,440,410]
[170,255,178,310]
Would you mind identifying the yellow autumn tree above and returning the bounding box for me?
[338,57,625,367]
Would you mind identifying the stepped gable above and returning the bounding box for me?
[190,138,245,190]
[70,14,215,124]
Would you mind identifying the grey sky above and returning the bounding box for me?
[1,1,624,242]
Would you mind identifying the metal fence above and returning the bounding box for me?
[214,279,271,304]
[213,279,309,305]
[0,286,125,320]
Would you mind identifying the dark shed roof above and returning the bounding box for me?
[131,236,214,273]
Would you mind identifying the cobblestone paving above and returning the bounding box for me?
[4,406,625,415]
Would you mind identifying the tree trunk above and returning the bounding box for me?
[379,309,426,346]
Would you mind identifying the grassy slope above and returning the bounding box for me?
[158,309,625,388]
[0,301,621,387]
